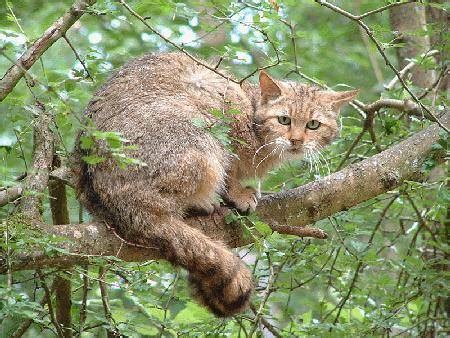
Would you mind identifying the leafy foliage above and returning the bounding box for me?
[0,0,448,337]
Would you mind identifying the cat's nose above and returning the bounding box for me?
[290,137,304,146]
[289,131,305,146]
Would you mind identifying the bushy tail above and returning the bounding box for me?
[156,217,253,317]
[72,145,253,316]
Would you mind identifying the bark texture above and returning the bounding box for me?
[19,105,53,219]
[389,3,435,88]
[426,0,449,92]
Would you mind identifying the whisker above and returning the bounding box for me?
[311,151,320,177]
[309,149,320,173]
[256,143,280,169]
[306,149,313,174]
[308,142,331,177]
[315,149,331,176]
[252,140,277,166]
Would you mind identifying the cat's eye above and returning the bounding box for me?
[277,116,291,125]
[306,119,321,130]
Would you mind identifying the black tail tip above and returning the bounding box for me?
[188,266,254,317]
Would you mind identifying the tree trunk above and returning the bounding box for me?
[392,3,448,335]
[426,0,449,92]
[389,3,435,88]
[49,158,72,338]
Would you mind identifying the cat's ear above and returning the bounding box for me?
[259,71,281,103]
[326,89,359,110]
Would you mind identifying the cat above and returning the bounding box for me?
[74,52,358,316]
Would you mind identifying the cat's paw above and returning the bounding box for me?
[186,201,220,216]
[224,187,258,214]
[189,261,253,317]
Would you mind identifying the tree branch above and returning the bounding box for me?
[314,0,449,133]
[0,0,97,102]
[3,112,447,273]
[19,103,54,219]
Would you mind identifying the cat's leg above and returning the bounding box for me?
[222,164,258,213]
[97,187,253,316]
[86,152,253,316]
[152,148,226,215]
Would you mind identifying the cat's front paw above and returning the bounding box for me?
[224,187,258,214]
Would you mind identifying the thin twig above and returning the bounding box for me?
[404,193,437,242]
[356,1,415,20]
[78,265,89,337]
[337,124,367,170]
[385,50,440,91]
[366,111,382,152]
[37,271,65,338]
[314,0,449,132]
[62,34,93,81]
[354,0,383,84]
[98,267,119,337]
[10,280,57,338]
[329,196,398,325]
[118,0,236,83]
[0,0,97,102]
[13,129,28,171]
[249,304,282,337]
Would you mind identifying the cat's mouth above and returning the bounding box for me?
[288,145,304,154]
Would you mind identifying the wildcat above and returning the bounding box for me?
[74,52,357,316]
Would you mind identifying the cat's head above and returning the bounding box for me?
[253,71,358,159]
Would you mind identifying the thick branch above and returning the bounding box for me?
[0,186,23,207]
[19,104,54,219]
[0,0,96,102]
[0,166,74,208]
[354,98,432,120]
[256,112,448,227]
[3,112,448,272]
[0,98,426,208]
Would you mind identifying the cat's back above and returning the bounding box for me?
[87,52,249,132]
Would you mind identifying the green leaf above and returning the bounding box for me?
[79,135,94,150]
[192,117,206,128]
[253,220,272,236]
[169,298,187,319]
[82,154,106,164]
